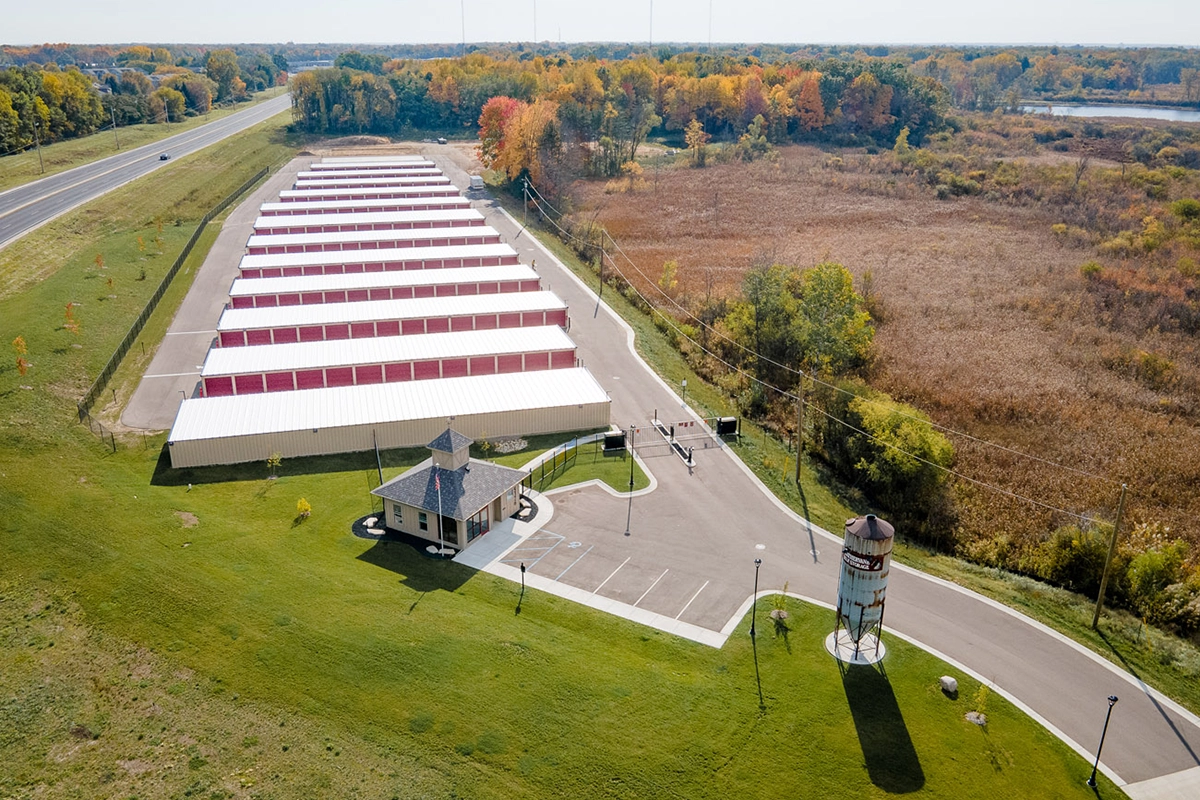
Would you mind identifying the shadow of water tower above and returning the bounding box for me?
[828,514,926,793]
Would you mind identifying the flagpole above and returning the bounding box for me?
[436,466,444,555]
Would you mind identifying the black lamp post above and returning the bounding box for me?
[1087,695,1118,788]
[750,558,762,638]
[624,426,635,537]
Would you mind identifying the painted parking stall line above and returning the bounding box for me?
[634,569,670,607]
[675,580,710,620]
[555,544,593,581]
[593,556,631,594]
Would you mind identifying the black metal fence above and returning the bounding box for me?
[76,167,270,426]
[525,439,581,492]
[78,406,117,453]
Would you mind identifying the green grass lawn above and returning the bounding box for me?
[0,87,287,194]
[493,190,1200,719]
[0,141,1129,797]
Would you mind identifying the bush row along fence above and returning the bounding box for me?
[76,166,270,427]
[521,432,611,493]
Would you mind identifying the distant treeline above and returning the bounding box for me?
[0,45,285,156]
[290,52,951,171]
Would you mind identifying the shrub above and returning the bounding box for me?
[1127,540,1189,622]
[1170,198,1200,223]
[1080,261,1103,280]
[1025,524,1121,599]
[296,498,312,519]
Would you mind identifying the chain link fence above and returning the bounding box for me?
[76,166,270,430]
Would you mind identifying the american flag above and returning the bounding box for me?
[434,471,440,491]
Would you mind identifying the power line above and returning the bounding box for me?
[522,190,1107,523]
[524,179,1117,486]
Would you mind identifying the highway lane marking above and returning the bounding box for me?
[593,556,630,594]
[675,580,710,620]
[0,96,291,228]
[554,544,593,581]
[634,569,670,607]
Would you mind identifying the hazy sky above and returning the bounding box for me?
[5,0,1199,47]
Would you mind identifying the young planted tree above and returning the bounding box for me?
[684,117,710,167]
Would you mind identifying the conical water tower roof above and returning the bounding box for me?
[845,514,894,541]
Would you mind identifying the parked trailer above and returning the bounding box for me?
[237,243,520,279]
[252,208,485,236]
[228,263,541,308]
[244,226,502,255]
[200,325,577,396]
[215,291,569,347]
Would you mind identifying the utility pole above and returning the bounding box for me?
[794,380,804,485]
[461,0,467,56]
[708,0,713,52]
[1092,484,1129,629]
[32,120,44,174]
[649,0,654,47]
[522,178,529,228]
[111,106,120,150]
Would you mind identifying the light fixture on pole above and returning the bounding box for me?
[32,120,44,174]
[624,426,635,536]
[1087,695,1118,788]
[750,558,762,637]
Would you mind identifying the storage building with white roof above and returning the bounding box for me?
[228,263,540,308]
[258,196,470,216]
[252,208,484,236]
[237,243,519,279]
[245,226,501,255]
[216,291,568,347]
[278,185,461,202]
[200,325,577,396]
[167,368,611,468]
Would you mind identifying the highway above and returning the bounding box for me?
[0,93,292,251]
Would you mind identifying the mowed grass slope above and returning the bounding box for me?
[0,135,1120,797]
[0,435,1120,798]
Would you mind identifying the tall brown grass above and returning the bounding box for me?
[569,142,1200,563]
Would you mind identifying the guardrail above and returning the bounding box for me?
[76,166,270,427]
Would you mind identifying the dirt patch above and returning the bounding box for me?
[320,135,392,148]
[174,511,198,528]
[118,758,153,776]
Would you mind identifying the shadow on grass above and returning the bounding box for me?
[356,536,474,594]
[150,443,428,486]
[841,663,925,793]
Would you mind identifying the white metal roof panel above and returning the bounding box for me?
[318,156,426,164]
[253,208,483,230]
[296,168,443,180]
[203,325,574,376]
[229,263,538,297]
[258,197,471,215]
[170,367,609,441]
[293,175,452,188]
[278,186,461,200]
[217,290,566,331]
[239,243,517,272]
[245,225,499,250]
[309,159,435,170]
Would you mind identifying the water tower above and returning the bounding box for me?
[826,514,894,665]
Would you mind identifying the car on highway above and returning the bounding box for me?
[159,153,170,161]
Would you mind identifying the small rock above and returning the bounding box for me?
[965,711,987,726]
[940,675,958,694]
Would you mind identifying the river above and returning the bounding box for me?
[1021,103,1200,123]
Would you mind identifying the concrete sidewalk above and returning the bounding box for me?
[426,147,1200,798]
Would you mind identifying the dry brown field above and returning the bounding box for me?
[570,145,1200,557]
